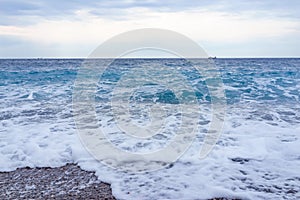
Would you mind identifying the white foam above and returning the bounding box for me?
[27,91,34,100]
[1,97,300,199]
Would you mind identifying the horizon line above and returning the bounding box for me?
[0,57,300,59]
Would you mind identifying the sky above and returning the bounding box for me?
[0,0,300,58]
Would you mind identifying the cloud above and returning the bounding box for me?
[1,8,299,43]
[0,0,299,57]
[1,0,300,25]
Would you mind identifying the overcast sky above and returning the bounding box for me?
[0,0,300,58]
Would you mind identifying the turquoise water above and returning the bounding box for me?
[1,58,299,104]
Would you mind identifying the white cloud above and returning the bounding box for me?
[0,7,299,57]
[2,8,299,43]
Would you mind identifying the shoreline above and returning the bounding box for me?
[0,164,242,200]
[0,163,244,200]
[0,163,116,199]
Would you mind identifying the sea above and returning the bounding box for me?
[0,58,299,199]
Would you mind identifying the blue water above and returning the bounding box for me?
[1,58,299,121]
[0,58,300,199]
[1,58,299,102]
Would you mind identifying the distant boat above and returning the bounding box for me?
[208,56,217,59]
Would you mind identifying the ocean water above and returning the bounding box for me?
[0,58,300,199]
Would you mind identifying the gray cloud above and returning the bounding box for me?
[1,0,299,26]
